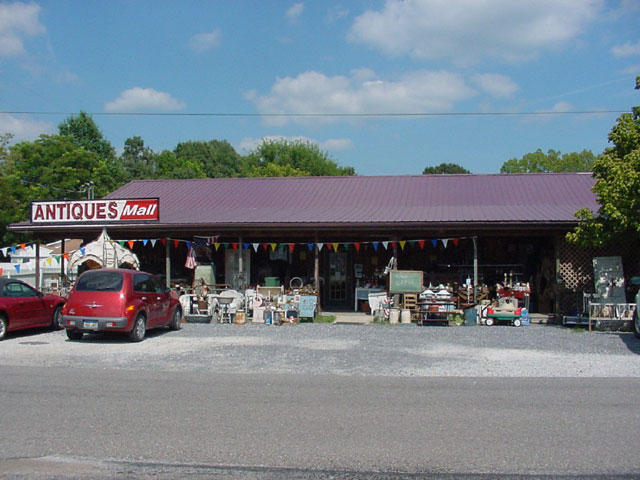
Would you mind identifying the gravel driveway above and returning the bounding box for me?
[1,323,639,377]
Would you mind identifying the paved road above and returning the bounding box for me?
[1,324,639,479]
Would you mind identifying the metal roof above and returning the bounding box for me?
[105,173,598,226]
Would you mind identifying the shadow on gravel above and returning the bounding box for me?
[619,332,640,355]
[65,327,173,344]
[1,325,56,342]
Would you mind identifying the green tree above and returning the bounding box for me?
[120,136,155,180]
[174,139,243,178]
[58,111,116,161]
[0,133,13,166]
[246,139,355,177]
[500,149,596,173]
[154,150,206,179]
[422,163,470,174]
[567,77,640,246]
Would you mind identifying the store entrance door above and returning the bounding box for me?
[325,251,349,309]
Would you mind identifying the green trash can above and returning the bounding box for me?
[264,276,280,287]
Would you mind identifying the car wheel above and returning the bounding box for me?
[51,305,63,330]
[169,307,182,331]
[513,318,522,327]
[66,329,83,341]
[0,315,7,340]
[634,309,640,339]
[129,314,146,342]
[485,318,494,326]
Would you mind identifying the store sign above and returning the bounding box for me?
[31,198,159,223]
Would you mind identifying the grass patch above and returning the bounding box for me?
[314,314,336,323]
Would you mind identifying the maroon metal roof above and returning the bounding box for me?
[105,173,598,226]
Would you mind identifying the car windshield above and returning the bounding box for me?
[75,271,124,292]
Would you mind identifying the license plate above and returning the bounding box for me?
[83,320,99,329]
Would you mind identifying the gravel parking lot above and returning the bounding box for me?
[1,323,639,377]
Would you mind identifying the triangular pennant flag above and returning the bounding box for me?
[173,240,180,248]
[142,239,149,247]
[333,243,339,251]
[222,243,229,249]
[252,243,260,252]
[408,241,416,248]
[80,248,86,255]
[10,246,16,253]
[399,241,406,250]
[390,241,397,249]
[431,239,438,248]
[442,238,449,248]
[317,243,324,251]
[372,242,379,251]
[1,247,7,256]
[288,243,295,253]
[14,264,20,273]
[0,267,3,276]
[150,239,157,247]
[452,238,459,247]
[262,243,268,251]
[214,243,221,251]
[63,253,69,260]
[118,241,125,247]
[160,238,167,246]
[307,243,314,251]
[418,240,425,249]
[354,242,361,252]
[46,257,52,266]
[382,241,388,250]
[128,240,134,249]
[20,243,26,250]
[232,243,238,251]
[54,255,61,262]
[270,243,277,251]
[241,243,248,251]
[186,241,192,249]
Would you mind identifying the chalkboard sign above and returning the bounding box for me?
[389,270,423,293]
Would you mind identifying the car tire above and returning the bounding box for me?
[129,314,146,342]
[634,309,640,339]
[66,329,83,341]
[169,307,182,331]
[485,318,494,326]
[51,305,63,330]
[513,318,522,327]
[0,315,7,340]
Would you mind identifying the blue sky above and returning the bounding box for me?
[1,0,639,175]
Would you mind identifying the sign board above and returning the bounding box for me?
[30,199,159,223]
[389,270,423,294]
[299,295,317,318]
[593,256,626,304]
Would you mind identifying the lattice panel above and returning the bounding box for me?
[556,238,640,315]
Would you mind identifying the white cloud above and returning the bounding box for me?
[611,40,640,57]
[238,135,353,154]
[245,69,475,125]
[0,2,46,57]
[472,73,519,98]
[189,29,222,52]
[348,0,602,64]
[104,87,186,112]
[286,2,304,21]
[327,5,349,22]
[0,114,54,141]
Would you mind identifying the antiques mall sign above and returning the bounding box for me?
[31,199,159,223]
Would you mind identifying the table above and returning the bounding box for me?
[354,287,384,311]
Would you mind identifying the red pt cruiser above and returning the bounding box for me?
[62,269,182,342]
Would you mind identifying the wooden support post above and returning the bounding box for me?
[35,241,40,290]
[314,233,320,311]
[165,237,171,289]
[473,236,478,303]
[60,238,66,287]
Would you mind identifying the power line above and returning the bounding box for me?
[0,109,629,118]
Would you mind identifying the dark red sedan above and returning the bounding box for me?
[62,269,182,342]
[0,278,66,340]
